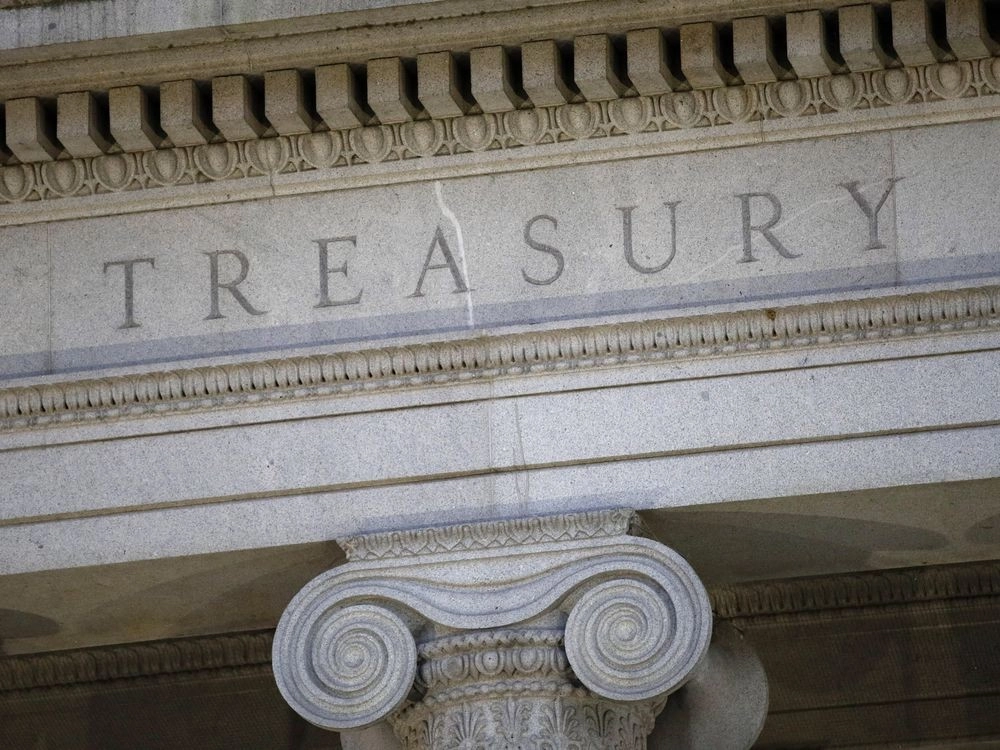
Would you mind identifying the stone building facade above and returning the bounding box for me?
[1,0,999,747]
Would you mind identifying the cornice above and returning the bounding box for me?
[2,0,999,226]
[0,1,843,90]
[3,55,1000,226]
[0,285,996,432]
[3,560,998,693]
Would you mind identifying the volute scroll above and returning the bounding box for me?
[273,510,756,748]
[273,601,417,730]
[564,575,710,702]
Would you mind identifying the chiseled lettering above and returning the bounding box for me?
[204,249,267,320]
[314,236,363,308]
[409,226,470,298]
[840,178,903,251]
[618,202,681,274]
[522,214,564,286]
[736,192,801,263]
[103,257,155,329]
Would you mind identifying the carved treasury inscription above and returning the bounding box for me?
[96,180,896,329]
[1,127,998,379]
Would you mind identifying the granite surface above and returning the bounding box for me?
[3,120,998,381]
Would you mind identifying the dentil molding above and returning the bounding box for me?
[1,1,998,224]
[3,56,1000,225]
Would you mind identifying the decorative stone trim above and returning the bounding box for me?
[4,0,1000,226]
[3,55,1000,225]
[4,0,997,101]
[712,558,1000,619]
[1,285,996,432]
[0,630,273,693]
[3,560,998,694]
[341,508,637,561]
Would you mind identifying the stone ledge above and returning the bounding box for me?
[0,0,847,87]
[0,630,274,692]
[1,285,996,432]
[713,560,1000,620]
[4,54,1000,225]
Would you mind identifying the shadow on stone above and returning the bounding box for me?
[650,621,768,750]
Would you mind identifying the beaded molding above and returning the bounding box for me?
[0,285,996,432]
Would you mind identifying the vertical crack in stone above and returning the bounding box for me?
[434,180,475,328]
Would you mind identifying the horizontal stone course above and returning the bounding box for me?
[1,0,997,172]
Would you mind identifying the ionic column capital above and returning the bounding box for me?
[273,509,721,747]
